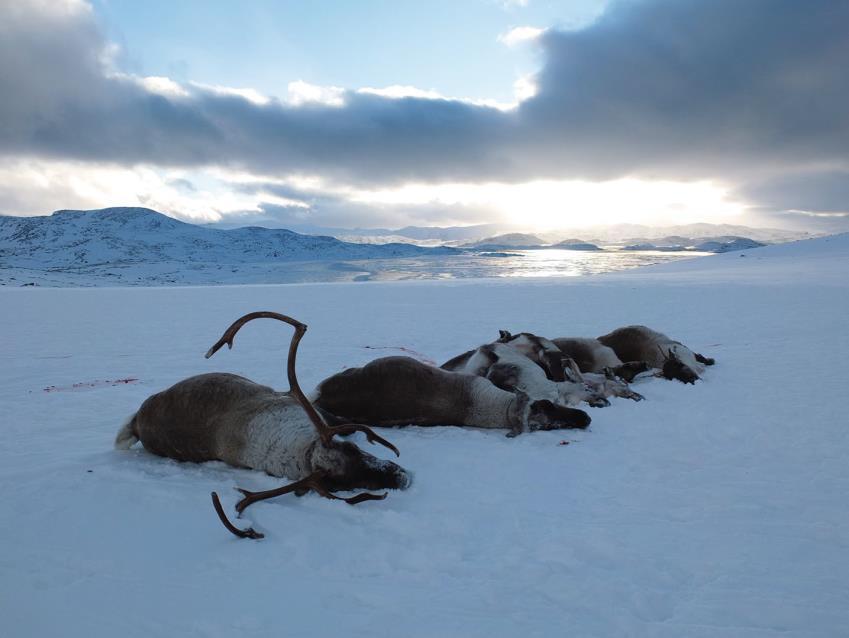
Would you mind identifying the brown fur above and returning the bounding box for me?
[125,372,410,491]
[133,373,280,465]
[315,356,523,428]
[315,356,590,433]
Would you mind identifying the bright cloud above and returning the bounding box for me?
[286,80,345,107]
[350,178,747,229]
[513,75,538,101]
[498,26,545,46]
[138,76,190,99]
[0,159,306,222]
[357,85,518,111]
[191,82,271,106]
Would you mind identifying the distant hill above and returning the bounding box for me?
[202,218,808,247]
[552,239,602,251]
[575,223,806,245]
[464,233,546,249]
[0,207,458,285]
[623,236,766,253]
[692,237,766,253]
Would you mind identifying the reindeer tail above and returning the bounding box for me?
[114,413,139,450]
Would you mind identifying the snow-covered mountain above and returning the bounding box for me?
[552,239,602,251]
[0,207,458,271]
[463,233,546,248]
[203,220,808,246]
[569,223,806,245]
[623,236,766,253]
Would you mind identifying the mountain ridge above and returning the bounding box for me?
[0,207,458,271]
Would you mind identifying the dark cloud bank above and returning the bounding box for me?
[0,0,847,228]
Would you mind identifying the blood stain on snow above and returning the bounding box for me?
[41,377,140,393]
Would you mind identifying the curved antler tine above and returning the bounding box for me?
[231,470,388,521]
[204,311,305,359]
[211,492,265,540]
[341,491,388,505]
[361,428,400,457]
[331,423,400,457]
[234,473,320,515]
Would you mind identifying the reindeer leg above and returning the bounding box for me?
[620,389,645,401]
[562,357,585,383]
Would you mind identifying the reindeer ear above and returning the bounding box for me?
[498,330,512,341]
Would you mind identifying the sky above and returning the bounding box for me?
[0,0,847,233]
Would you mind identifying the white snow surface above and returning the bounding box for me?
[2,233,848,637]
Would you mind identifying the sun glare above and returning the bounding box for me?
[353,179,746,230]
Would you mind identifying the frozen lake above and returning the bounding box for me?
[1,248,714,287]
[327,249,715,282]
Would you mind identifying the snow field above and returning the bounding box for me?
[1,234,848,637]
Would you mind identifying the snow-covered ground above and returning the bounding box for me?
[1,234,847,637]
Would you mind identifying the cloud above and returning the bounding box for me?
[498,26,545,47]
[191,82,271,106]
[520,0,849,183]
[1,0,848,230]
[740,170,849,214]
[0,158,306,222]
[356,85,516,111]
[286,80,345,107]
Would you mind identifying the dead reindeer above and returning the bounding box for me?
[597,325,716,384]
[313,355,591,436]
[442,339,612,409]
[494,330,643,402]
[115,311,409,540]
[495,330,567,381]
[552,337,650,383]
[441,330,566,383]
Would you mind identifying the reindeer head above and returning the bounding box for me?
[504,390,591,436]
[315,440,411,493]
[659,346,699,384]
[612,361,650,383]
[527,399,591,431]
[496,330,566,382]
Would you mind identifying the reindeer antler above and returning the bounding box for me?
[205,311,398,540]
[210,473,388,540]
[233,470,387,514]
[205,311,398,456]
